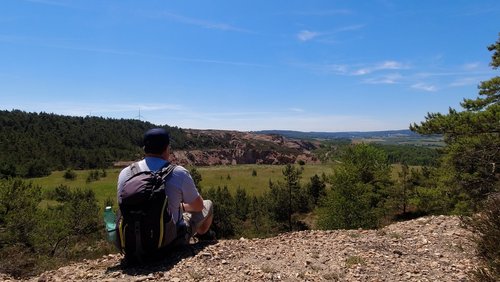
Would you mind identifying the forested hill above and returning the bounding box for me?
[0,110,188,178]
[0,110,319,178]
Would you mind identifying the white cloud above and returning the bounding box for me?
[1,37,269,68]
[449,77,480,87]
[297,24,364,43]
[462,62,480,70]
[352,68,371,75]
[289,108,305,113]
[284,9,352,16]
[380,61,405,69]
[363,73,402,84]
[352,61,408,76]
[333,24,365,33]
[24,0,73,7]
[325,64,349,74]
[4,102,183,117]
[157,12,253,33]
[297,30,321,41]
[296,60,408,77]
[411,83,437,92]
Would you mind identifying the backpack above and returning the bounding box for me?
[116,162,178,264]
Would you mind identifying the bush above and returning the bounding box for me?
[63,169,77,180]
[464,194,500,281]
[203,186,236,238]
[86,170,100,183]
[0,178,102,278]
[25,160,51,178]
[317,144,392,230]
[0,179,41,249]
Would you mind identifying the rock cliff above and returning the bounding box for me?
[170,130,320,166]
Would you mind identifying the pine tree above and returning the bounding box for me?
[318,144,392,229]
[412,34,500,281]
[410,35,500,212]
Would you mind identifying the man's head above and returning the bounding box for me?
[143,128,170,155]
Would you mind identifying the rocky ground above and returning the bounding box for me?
[1,215,478,281]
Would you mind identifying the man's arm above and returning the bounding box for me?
[182,195,204,212]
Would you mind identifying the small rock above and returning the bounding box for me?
[393,250,403,256]
[134,276,149,282]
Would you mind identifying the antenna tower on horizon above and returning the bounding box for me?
[135,108,144,121]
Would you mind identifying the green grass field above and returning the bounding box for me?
[197,164,336,195]
[31,164,337,207]
[33,169,122,208]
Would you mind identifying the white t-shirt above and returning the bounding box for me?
[117,157,200,224]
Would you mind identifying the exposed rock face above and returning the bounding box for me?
[6,215,479,282]
[170,130,320,166]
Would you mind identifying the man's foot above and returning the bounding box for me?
[194,230,217,242]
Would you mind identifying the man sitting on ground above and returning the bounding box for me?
[117,128,215,243]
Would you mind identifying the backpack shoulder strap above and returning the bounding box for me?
[129,161,141,175]
[159,164,177,180]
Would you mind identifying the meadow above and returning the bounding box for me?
[31,164,337,207]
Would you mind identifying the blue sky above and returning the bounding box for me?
[1,0,499,132]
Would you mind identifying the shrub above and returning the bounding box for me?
[86,170,100,183]
[0,178,102,278]
[63,169,77,180]
[317,144,392,230]
[464,193,500,281]
[25,160,51,178]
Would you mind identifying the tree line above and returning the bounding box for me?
[0,110,192,178]
[0,110,311,179]
[313,140,440,166]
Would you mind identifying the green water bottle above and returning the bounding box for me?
[103,206,117,242]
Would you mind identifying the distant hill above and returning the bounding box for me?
[254,129,420,140]
[0,110,318,178]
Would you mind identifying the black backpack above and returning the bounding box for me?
[117,162,178,264]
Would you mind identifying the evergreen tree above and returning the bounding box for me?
[267,164,308,231]
[307,174,326,206]
[412,34,500,281]
[247,196,270,235]
[234,187,249,221]
[318,144,392,229]
[410,35,500,212]
[0,179,41,251]
[204,186,236,238]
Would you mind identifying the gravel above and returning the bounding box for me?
[2,215,478,282]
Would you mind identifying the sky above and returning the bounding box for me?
[1,0,499,132]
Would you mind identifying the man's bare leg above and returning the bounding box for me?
[196,213,213,235]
